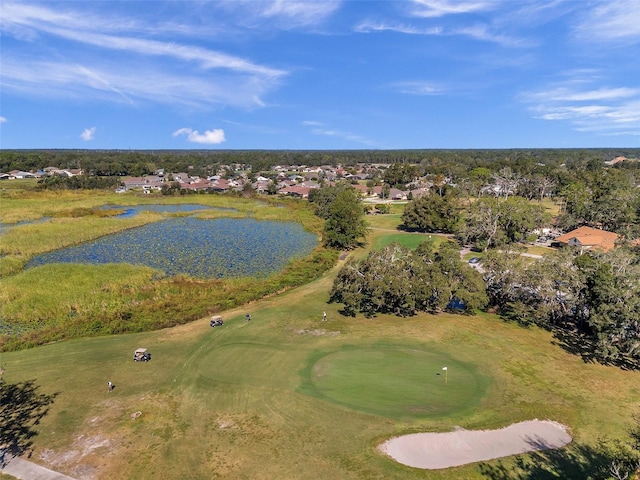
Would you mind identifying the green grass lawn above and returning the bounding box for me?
[2,264,639,479]
[301,344,490,419]
[372,232,449,251]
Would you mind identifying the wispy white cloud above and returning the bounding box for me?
[80,127,96,141]
[215,0,341,30]
[522,76,640,136]
[455,24,528,46]
[573,0,640,44]
[303,121,375,146]
[0,116,7,124]
[173,127,226,144]
[529,87,640,103]
[409,0,499,18]
[1,57,274,109]
[355,16,524,46]
[0,2,286,109]
[259,0,341,27]
[1,3,284,77]
[393,81,445,96]
[354,20,442,35]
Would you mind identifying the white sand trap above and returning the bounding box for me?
[380,420,572,469]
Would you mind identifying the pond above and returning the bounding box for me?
[27,217,318,278]
[0,217,51,234]
[100,203,233,218]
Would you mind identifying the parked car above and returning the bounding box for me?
[468,257,481,265]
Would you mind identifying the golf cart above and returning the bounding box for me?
[133,348,151,362]
[210,315,223,327]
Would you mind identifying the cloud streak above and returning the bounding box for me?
[409,0,499,18]
[572,0,640,44]
[522,78,640,136]
[303,121,375,146]
[0,1,286,109]
[393,81,445,96]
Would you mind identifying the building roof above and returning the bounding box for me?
[555,226,619,252]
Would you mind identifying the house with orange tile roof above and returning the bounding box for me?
[554,226,619,252]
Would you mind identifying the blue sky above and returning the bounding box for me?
[1,0,639,150]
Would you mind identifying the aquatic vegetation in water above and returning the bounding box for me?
[27,217,317,279]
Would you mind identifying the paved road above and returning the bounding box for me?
[1,452,76,480]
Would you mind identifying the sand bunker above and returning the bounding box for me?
[380,420,571,469]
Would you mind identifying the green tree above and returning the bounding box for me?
[483,246,640,367]
[401,191,461,233]
[460,196,550,250]
[323,188,369,249]
[308,183,351,219]
[329,242,486,317]
[383,163,418,187]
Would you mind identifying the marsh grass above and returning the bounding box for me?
[0,214,163,275]
[0,192,332,350]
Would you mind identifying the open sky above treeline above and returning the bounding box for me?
[1,1,639,150]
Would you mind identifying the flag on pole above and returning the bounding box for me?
[442,367,448,371]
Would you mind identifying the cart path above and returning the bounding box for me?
[1,451,76,480]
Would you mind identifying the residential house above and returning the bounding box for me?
[388,188,407,200]
[123,176,164,191]
[8,170,37,179]
[554,226,619,252]
[278,186,312,198]
[180,179,212,192]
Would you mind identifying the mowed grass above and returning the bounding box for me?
[2,263,639,480]
[302,344,489,419]
[372,232,449,251]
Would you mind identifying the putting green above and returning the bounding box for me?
[303,344,490,419]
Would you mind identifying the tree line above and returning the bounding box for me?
[3,148,639,179]
[314,181,640,369]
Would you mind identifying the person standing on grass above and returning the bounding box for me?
[107,381,114,392]
[323,311,327,322]
[246,313,251,322]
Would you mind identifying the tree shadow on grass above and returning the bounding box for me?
[550,327,599,365]
[551,327,639,371]
[0,377,58,466]
[478,442,610,480]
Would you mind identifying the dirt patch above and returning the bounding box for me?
[292,328,340,336]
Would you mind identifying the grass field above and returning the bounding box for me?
[301,344,490,419]
[2,262,639,479]
[2,198,638,479]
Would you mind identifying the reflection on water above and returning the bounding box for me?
[100,203,234,218]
